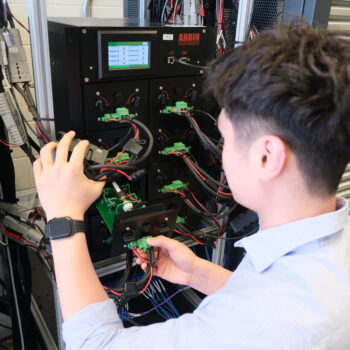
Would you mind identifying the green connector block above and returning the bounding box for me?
[127,236,152,251]
[107,152,130,163]
[176,216,186,224]
[161,180,188,193]
[101,107,135,122]
[161,101,193,115]
[160,142,190,155]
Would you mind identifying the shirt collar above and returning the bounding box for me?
[234,197,349,273]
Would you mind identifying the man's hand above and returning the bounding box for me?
[33,131,105,221]
[137,235,232,295]
[136,235,200,286]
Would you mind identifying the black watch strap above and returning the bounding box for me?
[45,217,85,240]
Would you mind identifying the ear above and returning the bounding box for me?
[254,135,287,182]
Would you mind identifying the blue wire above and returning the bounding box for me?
[132,286,190,317]
[205,246,210,261]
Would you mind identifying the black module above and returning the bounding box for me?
[48,17,217,261]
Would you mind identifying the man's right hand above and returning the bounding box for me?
[136,235,200,286]
[136,235,232,295]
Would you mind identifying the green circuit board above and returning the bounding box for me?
[95,184,142,234]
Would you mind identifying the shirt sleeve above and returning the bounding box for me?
[61,290,275,350]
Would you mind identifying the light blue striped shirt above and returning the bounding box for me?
[63,197,350,349]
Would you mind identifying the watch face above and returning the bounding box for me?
[47,217,72,239]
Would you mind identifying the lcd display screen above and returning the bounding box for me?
[108,41,150,70]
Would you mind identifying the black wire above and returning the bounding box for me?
[173,58,207,70]
[192,109,217,123]
[6,4,14,28]
[108,126,133,152]
[89,117,154,172]
[185,113,222,157]
[183,159,231,200]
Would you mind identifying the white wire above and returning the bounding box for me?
[161,0,170,23]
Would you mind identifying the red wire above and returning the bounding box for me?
[107,119,140,139]
[190,117,200,129]
[35,121,49,143]
[138,267,153,295]
[0,138,16,148]
[7,9,30,33]
[103,286,122,296]
[108,151,124,165]
[132,248,150,264]
[166,151,207,181]
[217,190,232,196]
[188,191,223,234]
[99,168,130,180]
[185,157,207,180]
[125,193,141,203]
[163,190,186,198]
[174,229,204,245]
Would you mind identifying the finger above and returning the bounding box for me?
[55,131,75,166]
[141,263,147,270]
[39,142,57,170]
[135,258,141,265]
[147,235,179,252]
[69,139,89,170]
[32,158,42,179]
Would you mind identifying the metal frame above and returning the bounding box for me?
[282,0,332,27]
[28,0,55,138]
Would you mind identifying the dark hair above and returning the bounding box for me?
[206,22,350,195]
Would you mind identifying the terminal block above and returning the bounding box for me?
[160,142,190,155]
[161,101,193,115]
[127,236,152,251]
[161,180,188,193]
[101,107,135,122]
[176,216,186,224]
[107,152,130,163]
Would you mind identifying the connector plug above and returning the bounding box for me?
[161,101,193,115]
[176,216,186,224]
[127,236,152,251]
[107,152,130,163]
[161,180,188,193]
[101,107,135,122]
[69,137,108,164]
[160,142,190,155]
[123,139,143,156]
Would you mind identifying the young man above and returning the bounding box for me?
[33,23,350,349]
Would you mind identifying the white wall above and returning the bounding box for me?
[6,0,123,197]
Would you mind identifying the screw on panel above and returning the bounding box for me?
[126,227,130,231]
[200,70,204,74]
[134,112,139,116]
[98,138,102,143]
[159,86,163,90]
[135,88,140,92]
[164,217,168,221]
[89,66,94,71]
[97,117,101,121]
[202,29,206,33]
[192,83,196,87]
[84,77,90,83]
[158,129,162,133]
[96,91,101,96]
[82,29,87,34]
[157,169,161,173]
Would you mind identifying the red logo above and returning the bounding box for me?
[178,33,201,46]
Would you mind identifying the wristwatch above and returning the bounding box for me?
[45,217,85,240]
